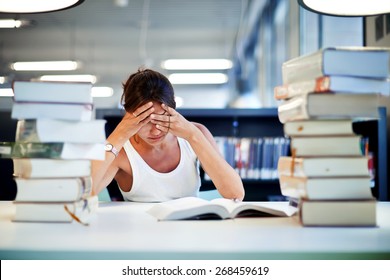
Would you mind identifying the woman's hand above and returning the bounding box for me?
[150,104,196,140]
[114,102,155,139]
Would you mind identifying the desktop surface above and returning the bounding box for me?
[0,201,390,260]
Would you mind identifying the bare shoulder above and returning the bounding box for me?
[192,122,215,142]
[192,122,212,136]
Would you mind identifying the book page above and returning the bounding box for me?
[146,197,230,220]
[211,198,297,218]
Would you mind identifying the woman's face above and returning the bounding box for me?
[136,102,169,145]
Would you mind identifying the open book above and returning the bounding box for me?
[147,197,297,220]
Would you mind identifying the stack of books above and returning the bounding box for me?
[274,46,390,227]
[0,81,107,224]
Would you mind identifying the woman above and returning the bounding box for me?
[92,68,244,202]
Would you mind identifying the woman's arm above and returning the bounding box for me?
[151,104,245,200]
[91,102,155,194]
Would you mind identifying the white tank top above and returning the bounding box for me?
[119,137,201,202]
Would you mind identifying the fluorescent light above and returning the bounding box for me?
[162,59,233,70]
[39,74,97,83]
[0,88,14,97]
[0,0,84,13]
[0,77,6,84]
[91,87,114,98]
[11,61,79,71]
[175,96,184,108]
[0,19,30,28]
[168,73,228,84]
[298,0,390,16]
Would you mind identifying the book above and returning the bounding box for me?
[289,135,364,157]
[13,158,91,178]
[282,47,390,84]
[277,93,380,124]
[14,177,92,202]
[283,119,355,136]
[146,196,297,220]
[279,174,373,200]
[0,142,105,160]
[11,101,93,121]
[12,80,93,104]
[12,195,99,224]
[277,156,370,177]
[299,199,377,227]
[15,119,106,143]
[274,75,390,100]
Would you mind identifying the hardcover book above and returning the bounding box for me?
[11,102,93,121]
[13,158,92,178]
[277,156,370,177]
[14,177,92,202]
[12,195,99,224]
[147,196,297,220]
[0,142,105,160]
[274,75,390,100]
[277,93,380,124]
[283,119,355,136]
[15,119,106,143]
[289,135,364,157]
[282,47,390,84]
[12,80,93,104]
[299,199,377,227]
[279,174,373,200]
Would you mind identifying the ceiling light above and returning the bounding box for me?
[91,87,114,98]
[162,59,233,70]
[0,0,84,14]
[298,0,390,17]
[10,61,79,71]
[168,73,228,84]
[39,74,97,83]
[0,19,31,28]
[0,88,14,97]
[0,76,6,84]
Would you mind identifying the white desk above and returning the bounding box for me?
[0,201,390,260]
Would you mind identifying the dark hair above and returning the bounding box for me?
[121,68,176,112]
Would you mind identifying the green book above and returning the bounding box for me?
[0,142,105,160]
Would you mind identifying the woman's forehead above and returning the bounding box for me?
[151,102,166,114]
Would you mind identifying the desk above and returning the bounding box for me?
[0,201,390,260]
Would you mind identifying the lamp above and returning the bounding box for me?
[168,73,228,85]
[39,74,97,83]
[0,0,84,14]
[0,19,32,28]
[161,59,233,70]
[297,0,390,17]
[10,61,79,71]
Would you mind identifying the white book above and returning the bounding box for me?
[282,47,390,84]
[147,197,297,220]
[279,175,373,200]
[289,135,363,157]
[277,93,380,124]
[12,81,93,104]
[14,177,92,202]
[11,102,93,121]
[274,75,390,100]
[13,158,91,178]
[283,119,355,136]
[300,200,377,227]
[277,156,370,177]
[13,195,99,224]
[15,119,106,143]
